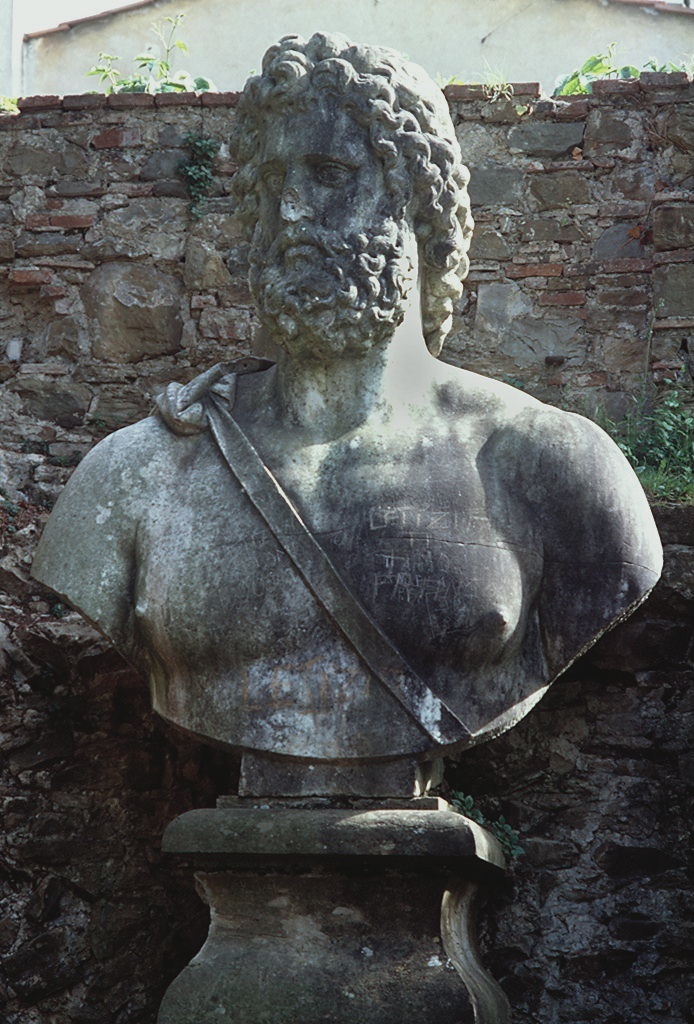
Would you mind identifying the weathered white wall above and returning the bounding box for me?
[0,0,15,95]
[21,0,694,98]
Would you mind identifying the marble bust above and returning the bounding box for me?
[33,33,662,766]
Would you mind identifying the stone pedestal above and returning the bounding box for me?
[158,804,510,1024]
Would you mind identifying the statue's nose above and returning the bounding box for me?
[280,186,313,223]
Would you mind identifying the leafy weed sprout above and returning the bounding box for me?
[178,134,221,219]
[448,790,524,862]
[554,44,694,96]
[601,388,694,503]
[87,14,215,95]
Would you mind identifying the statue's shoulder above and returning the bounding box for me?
[431,363,621,466]
[32,413,214,643]
[69,412,209,498]
[431,362,660,564]
[492,398,629,478]
[87,411,190,461]
[430,363,551,432]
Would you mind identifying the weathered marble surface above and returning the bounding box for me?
[32,32,662,767]
[158,805,509,1024]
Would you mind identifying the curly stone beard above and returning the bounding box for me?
[249,217,417,357]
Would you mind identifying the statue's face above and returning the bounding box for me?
[256,96,389,239]
[249,93,417,357]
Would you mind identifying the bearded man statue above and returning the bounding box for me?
[33,33,662,778]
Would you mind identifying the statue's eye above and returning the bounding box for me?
[314,161,352,187]
[260,167,284,194]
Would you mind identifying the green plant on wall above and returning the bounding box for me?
[0,96,18,114]
[448,790,524,862]
[602,388,694,502]
[178,134,221,218]
[554,44,694,95]
[554,44,638,95]
[87,14,216,94]
[643,55,694,75]
[441,64,515,100]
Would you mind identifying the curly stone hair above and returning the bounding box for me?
[230,32,474,356]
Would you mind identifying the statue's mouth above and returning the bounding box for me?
[282,242,324,270]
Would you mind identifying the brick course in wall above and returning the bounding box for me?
[0,79,693,1023]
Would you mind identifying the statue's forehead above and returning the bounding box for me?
[260,96,371,164]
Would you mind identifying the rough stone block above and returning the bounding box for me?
[506,262,563,278]
[474,279,585,367]
[90,126,143,149]
[61,94,107,110]
[593,224,646,260]
[639,71,691,89]
[105,182,155,199]
[140,150,186,181]
[86,199,187,261]
[155,92,200,107]
[508,82,541,96]
[652,503,694,546]
[467,163,523,208]
[528,171,591,210]
[597,333,650,373]
[198,306,252,341]
[602,257,652,273]
[51,180,106,197]
[152,180,189,199]
[25,214,51,230]
[8,268,53,287]
[663,107,694,151]
[554,98,591,120]
[9,376,91,428]
[200,91,240,107]
[17,95,62,111]
[190,293,218,310]
[106,94,156,109]
[519,217,585,243]
[539,290,586,306]
[598,200,648,218]
[82,262,184,362]
[42,317,81,359]
[654,205,694,251]
[6,140,88,178]
[591,79,640,96]
[597,285,649,307]
[508,122,584,157]
[479,97,530,124]
[654,263,694,318]
[49,214,96,230]
[585,109,635,151]
[654,248,694,266]
[87,385,152,429]
[15,232,82,257]
[468,225,510,260]
[3,927,82,1000]
[9,729,74,770]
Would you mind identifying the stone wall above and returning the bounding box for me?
[1,74,694,436]
[0,78,693,1023]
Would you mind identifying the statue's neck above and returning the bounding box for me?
[266,295,432,439]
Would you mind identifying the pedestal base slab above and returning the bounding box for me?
[158,806,510,1024]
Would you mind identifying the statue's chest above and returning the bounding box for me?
[134,432,540,673]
